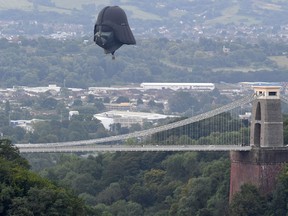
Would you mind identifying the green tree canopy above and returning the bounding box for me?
[0,139,86,216]
[229,184,266,216]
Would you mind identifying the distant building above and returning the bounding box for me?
[69,111,79,120]
[104,103,133,111]
[14,84,61,94]
[239,82,281,91]
[89,83,215,92]
[140,83,215,91]
[222,45,230,53]
[94,110,177,130]
[239,112,252,120]
[10,119,45,132]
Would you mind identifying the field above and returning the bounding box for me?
[0,0,160,20]
[51,0,108,10]
[269,56,288,69]
[0,1,286,25]
[205,5,259,25]
[0,0,110,11]
[0,0,33,11]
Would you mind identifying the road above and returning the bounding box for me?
[16,144,252,153]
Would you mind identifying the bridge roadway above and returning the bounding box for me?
[16,144,252,153]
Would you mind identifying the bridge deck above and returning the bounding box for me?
[17,144,252,153]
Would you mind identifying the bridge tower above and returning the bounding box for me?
[250,85,283,147]
[230,84,288,201]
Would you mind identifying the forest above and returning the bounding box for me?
[0,29,288,215]
[1,137,288,216]
[1,107,288,215]
[22,115,288,216]
[0,139,86,215]
[0,36,288,89]
[0,1,288,215]
[1,0,288,30]
[1,89,288,215]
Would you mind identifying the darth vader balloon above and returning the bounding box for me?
[94,6,136,59]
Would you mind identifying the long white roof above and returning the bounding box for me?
[95,110,177,120]
[141,82,214,86]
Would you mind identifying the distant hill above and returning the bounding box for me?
[0,0,287,26]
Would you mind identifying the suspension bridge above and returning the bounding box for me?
[15,85,288,153]
[13,84,288,199]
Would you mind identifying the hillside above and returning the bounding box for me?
[0,0,287,34]
[0,0,287,87]
[0,139,87,215]
[0,0,287,23]
[0,37,287,88]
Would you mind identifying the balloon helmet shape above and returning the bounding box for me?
[94,6,136,58]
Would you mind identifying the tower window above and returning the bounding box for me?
[268,92,277,96]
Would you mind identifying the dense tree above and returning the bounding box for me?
[266,165,288,215]
[229,184,267,216]
[110,200,144,216]
[115,96,129,104]
[32,150,232,216]
[283,115,288,144]
[0,36,287,88]
[40,97,58,110]
[0,112,10,127]
[168,91,199,113]
[0,139,86,215]
[72,98,83,106]
[0,139,29,168]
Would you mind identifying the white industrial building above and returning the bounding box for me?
[10,119,45,132]
[140,83,215,91]
[94,111,177,130]
[69,111,79,120]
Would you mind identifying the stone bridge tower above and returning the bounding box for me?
[230,85,288,201]
[250,85,283,147]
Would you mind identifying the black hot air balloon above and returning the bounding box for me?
[94,6,136,59]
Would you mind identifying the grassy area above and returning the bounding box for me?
[206,4,259,25]
[0,0,109,11]
[269,56,288,69]
[38,5,72,14]
[123,5,162,20]
[160,59,193,72]
[0,0,160,21]
[0,0,284,23]
[169,8,187,18]
[0,0,74,13]
[0,0,111,12]
[51,0,109,10]
[0,0,33,11]
[255,1,282,11]
[212,67,273,73]
[160,59,275,73]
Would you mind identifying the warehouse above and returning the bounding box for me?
[140,83,215,91]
